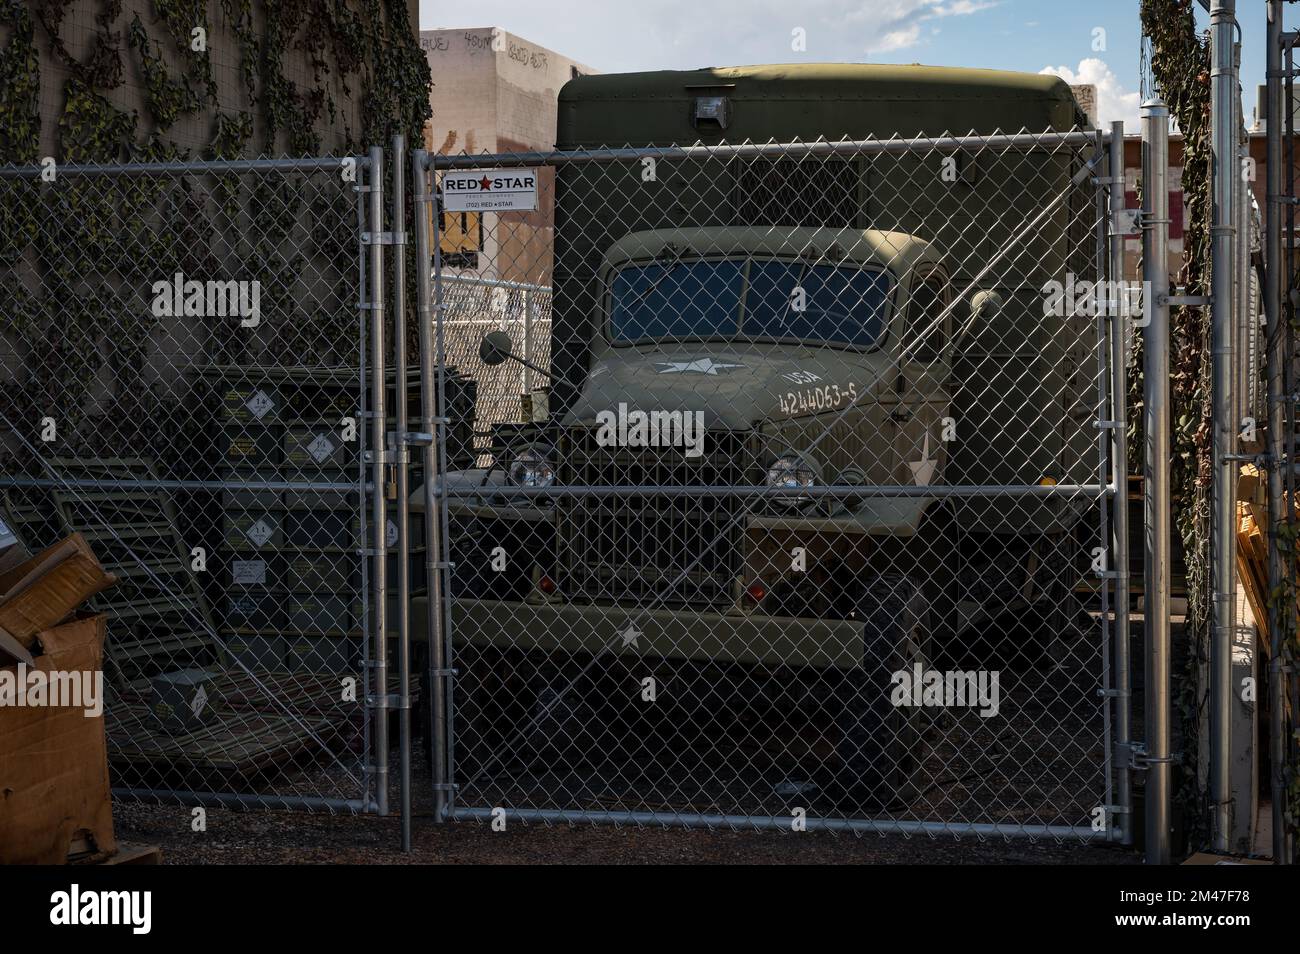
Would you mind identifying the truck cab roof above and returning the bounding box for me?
[600,226,943,280]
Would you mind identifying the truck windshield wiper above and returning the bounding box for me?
[632,258,685,305]
[773,260,811,332]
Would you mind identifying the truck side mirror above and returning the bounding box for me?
[479,330,515,366]
[960,289,1004,343]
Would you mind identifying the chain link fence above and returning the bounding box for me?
[418,127,1131,838]
[436,274,552,464]
[0,155,388,811]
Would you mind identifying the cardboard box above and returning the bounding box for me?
[0,533,116,653]
[0,613,116,864]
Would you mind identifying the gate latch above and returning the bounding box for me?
[1118,741,1179,771]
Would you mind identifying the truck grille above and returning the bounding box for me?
[556,428,757,608]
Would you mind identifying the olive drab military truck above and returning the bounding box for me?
[413,65,1100,804]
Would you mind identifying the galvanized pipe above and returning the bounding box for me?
[425,130,1101,170]
[391,134,413,851]
[1265,0,1291,864]
[1109,120,1134,846]
[1209,0,1238,852]
[0,477,368,492]
[447,806,1115,840]
[0,155,368,178]
[437,482,1116,499]
[1142,98,1174,866]
[367,145,389,817]
[1238,138,1251,439]
[438,274,551,293]
[412,149,451,823]
[116,789,377,814]
[523,288,535,395]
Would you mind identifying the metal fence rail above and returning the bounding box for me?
[416,128,1131,840]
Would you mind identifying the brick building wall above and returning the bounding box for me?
[420,27,595,284]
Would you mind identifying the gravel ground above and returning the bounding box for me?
[112,801,1142,864]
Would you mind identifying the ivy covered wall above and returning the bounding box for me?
[0,0,431,164]
[0,0,431,478]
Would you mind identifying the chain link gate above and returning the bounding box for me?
[0,153,391,813]
[414,125,1134,840]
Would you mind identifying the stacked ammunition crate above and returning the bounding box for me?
[199,366,476,674]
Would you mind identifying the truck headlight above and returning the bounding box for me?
[508,447,556,488]
[766,453,818,506]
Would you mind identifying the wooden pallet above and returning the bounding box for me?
[69,841,163,866]
[104,666,388,775]
[107,703,337,775]
[1235,465,1298,642]
[102,843,163,865]
[44,457,226,688]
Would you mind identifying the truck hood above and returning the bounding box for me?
[562,344,891,429]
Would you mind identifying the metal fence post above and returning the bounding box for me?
[367,144,389,817]
[412,149,451,822]
[1210,0,1239,852]
[391,134,413,851]
[1108,120,1134,846]
[1142,98,1174,866]
[524,287,535,396]
[1265,0,1292,865]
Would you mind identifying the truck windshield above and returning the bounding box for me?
[608,258,891,347]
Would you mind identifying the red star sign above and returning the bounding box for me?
[478,175,492,191]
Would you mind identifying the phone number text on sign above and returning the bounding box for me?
[441,168,539,212]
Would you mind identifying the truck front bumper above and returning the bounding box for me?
[409,597,864,669]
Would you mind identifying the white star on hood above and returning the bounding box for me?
[655,358,744,375]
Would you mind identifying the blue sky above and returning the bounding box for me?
[418,0,1272,129]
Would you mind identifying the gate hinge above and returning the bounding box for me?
[1096,687,1130,699]
[429,667,458,678]
[368,693,409,710]
[1094,420,1121,430]
[1100,803,1132,816]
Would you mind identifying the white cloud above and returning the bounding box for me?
[931,1,1000,18]
[426,0,1002,68]
[869,26,924,54]
[860,0,1000,54]
[1040,58,1142,128]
